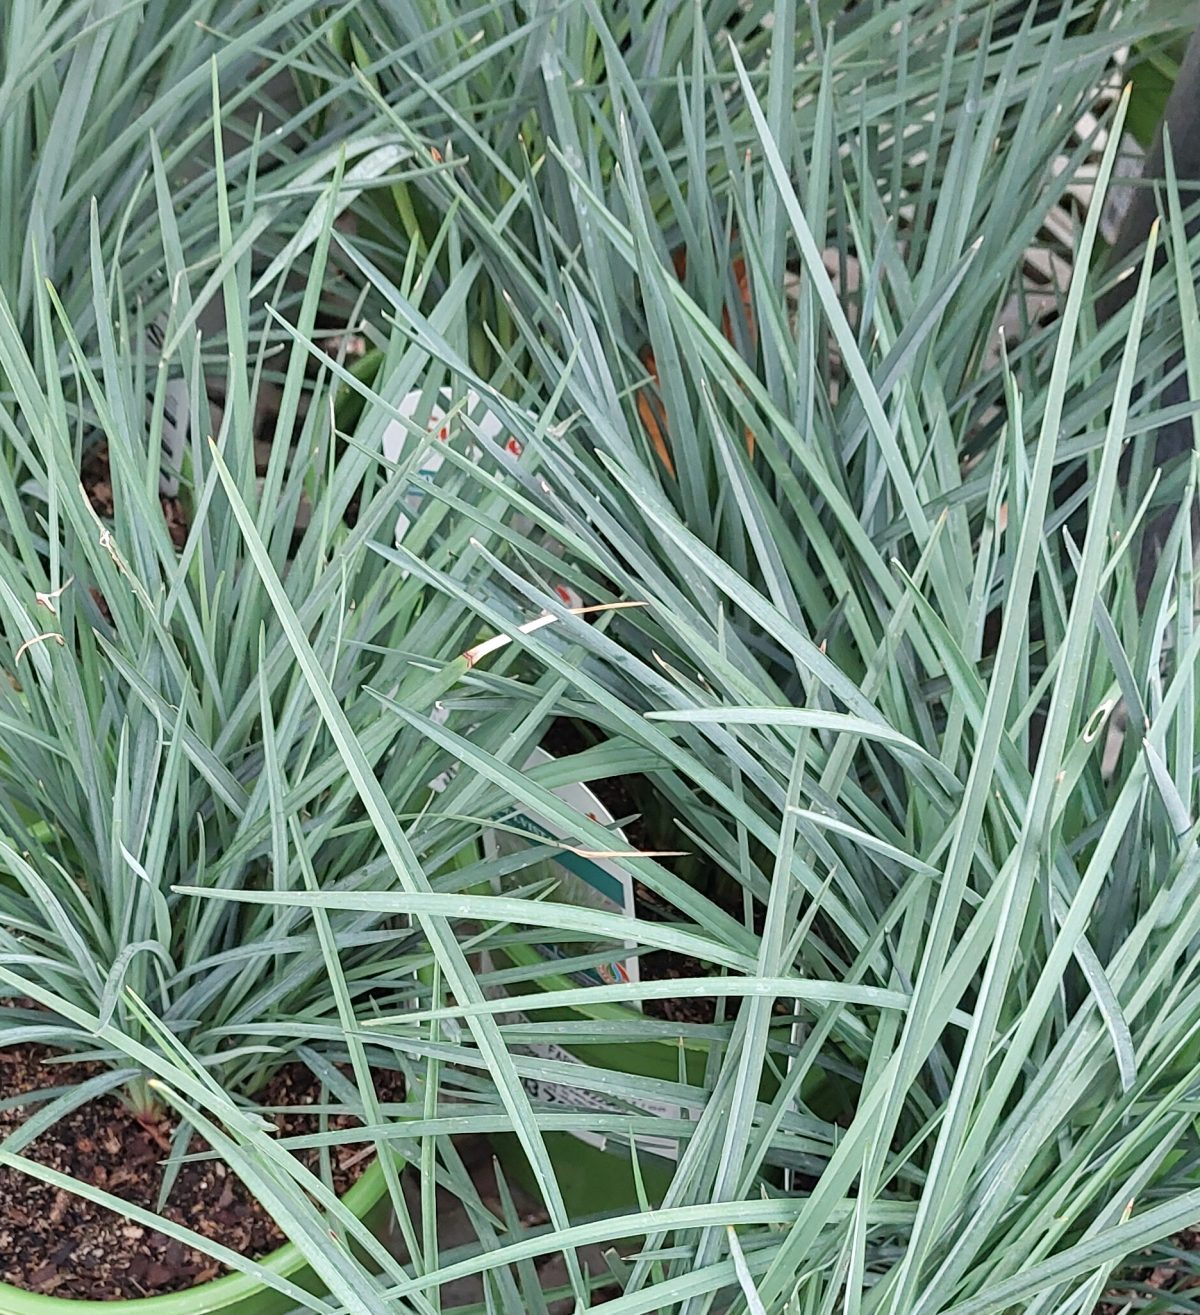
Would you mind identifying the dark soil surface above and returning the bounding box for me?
[636,947,721,1024]
[1096,1231,1200,1311]
[0,1045,403,1301]
[82,442,188,550]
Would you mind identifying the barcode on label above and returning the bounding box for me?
[524,1038,681,1160]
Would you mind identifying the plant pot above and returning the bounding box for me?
[0,1156,392,1315]
[482,747,788,1217]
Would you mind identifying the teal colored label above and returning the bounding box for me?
[491,809,633,987]
[508,812,625,905]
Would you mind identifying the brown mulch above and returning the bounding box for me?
[1096,1230,1200,1311]
[0,1045,404,1301]
[636,946,722,1025]
[81,443,188,549]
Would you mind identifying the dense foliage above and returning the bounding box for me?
[1,1,1199,1312]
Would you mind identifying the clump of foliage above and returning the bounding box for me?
[4,2,1200,1313]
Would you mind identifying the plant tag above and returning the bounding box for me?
[521,1040,681,1161]
[482,748,684,1161]
[382,389,582,609]
[383,388,509,545]
[484,748,637,987]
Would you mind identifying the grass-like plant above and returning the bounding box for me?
[144,2,1200,1311]
[0,51,579,1304]
[4,1,1200,1312]
[1,11,741,1290]
[0,2,393,346]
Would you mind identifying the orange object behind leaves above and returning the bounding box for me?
[637,345,676,476]
[637,249,756,474]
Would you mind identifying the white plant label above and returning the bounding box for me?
[483,748,683,1161]
[383,388,512,545]
[484,748,638,988]
[381,388,582,608]
[522,1041,681,1161]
